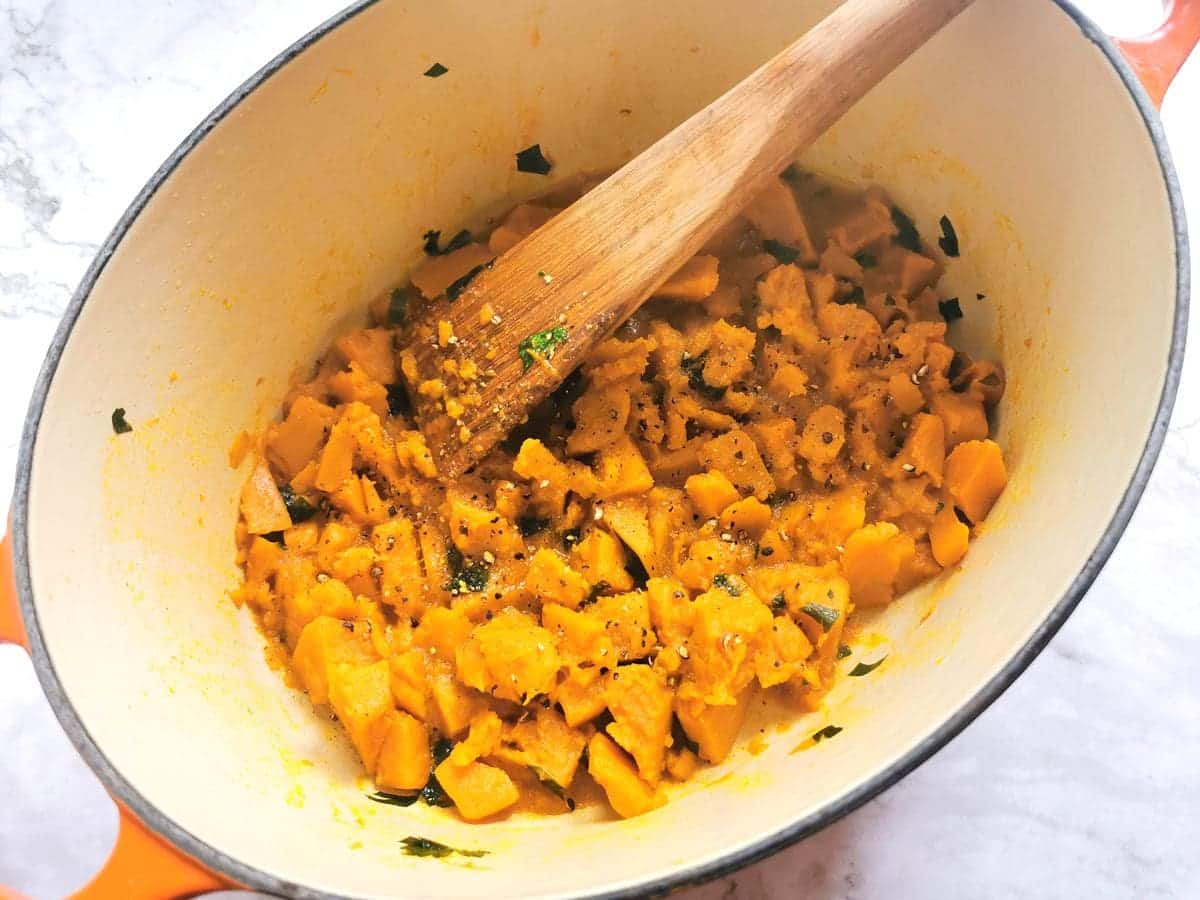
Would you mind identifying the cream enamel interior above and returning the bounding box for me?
[21,0,1179,897]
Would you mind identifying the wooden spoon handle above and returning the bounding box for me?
[407,0,974,477]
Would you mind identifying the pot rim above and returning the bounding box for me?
[10,1,1189,897]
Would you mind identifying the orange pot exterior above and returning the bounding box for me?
[3,534,226,898]
[1116,0,1200,108]
[0,533,26,649]
[1,3,1195,899]
[70,806,228,900]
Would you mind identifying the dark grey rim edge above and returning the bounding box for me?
[10,1,1189,898]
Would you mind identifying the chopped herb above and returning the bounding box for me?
[537,270,553,284]
[111,408,133,435]
[838,285,865,306]
[279,485,317,523]
[444,545,489,593]
[890,206,921,252]
[849,656,887,677]
[770,592,787,615]
[768,490,796,508]
[388,288,410,325]
[400,836,487,859]
[531,767,567,800]
[584,580,611,605]
[712,574,742,596]
[446,261,491,301]
[386,383,413,418]
[800,602,840,632]
[939,298,963,323]
[853,251,877,269]
[937,215,960,257]
[836,644,852,660]
[367,791,420,808]
[422,228,472,256]
[419,779,452,808]
[516,143,553,175]
[518,515,550,536]
[423,62,449,78]
[812,725,843,742]
[625,551,650,591]
[671,716,701,755]
[432,736,454,765]
[763,239,801,264]
[518,325,569,371]
[679,352,726,400]
[976,292,987,301]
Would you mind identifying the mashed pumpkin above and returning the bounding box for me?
[234,169,1007,821]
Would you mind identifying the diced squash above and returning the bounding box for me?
[292,616,378,705]
[510,707,588,789]
[525,548,592,610]
[314,419,357,492]
[554,666,608,727]
[245,536,283,585]
[698,430,775,500]
[930,391,989,448]
[842,522,911,607]
[240,458,292,535]
[410,243,493,299]
[797,405,846,467]
[587,592,657,661]
[327,660,393,773]
[334,329,395,385]
[828,193,896,254]
[605,664,673,785]
[700,320,756,390]
[268,396,336,479]
[415,606,474,661]
[375,711,431,791]
[683,587,772,705]
[447,495,524,558]
[434,758,520,821]
[895,413,946,485]
[675,690,751,764]
[542,603,614,667]
[654,255,720,301]
[388,649,428,720]
[930,506,970,567]
[719,496,772,540]
[587,733,664,819]
[602,498,659,576]
[566,382,630,455]
[233,171,1010,824]
[571,528,634,591]
[455,610,561,703]
[945,439,1007,524]
[685,470,742,520]
[744,178,817,265]
[594,437,654,499]
[328,363,389,419]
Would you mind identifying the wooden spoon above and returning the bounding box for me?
[401,0,974,478]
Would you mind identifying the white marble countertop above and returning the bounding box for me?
[1,2,1197,898]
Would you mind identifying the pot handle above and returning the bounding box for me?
[1,533,230,898]
[71,803,229,900]
[1,532,26,648]
[1114,0,1200,108]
